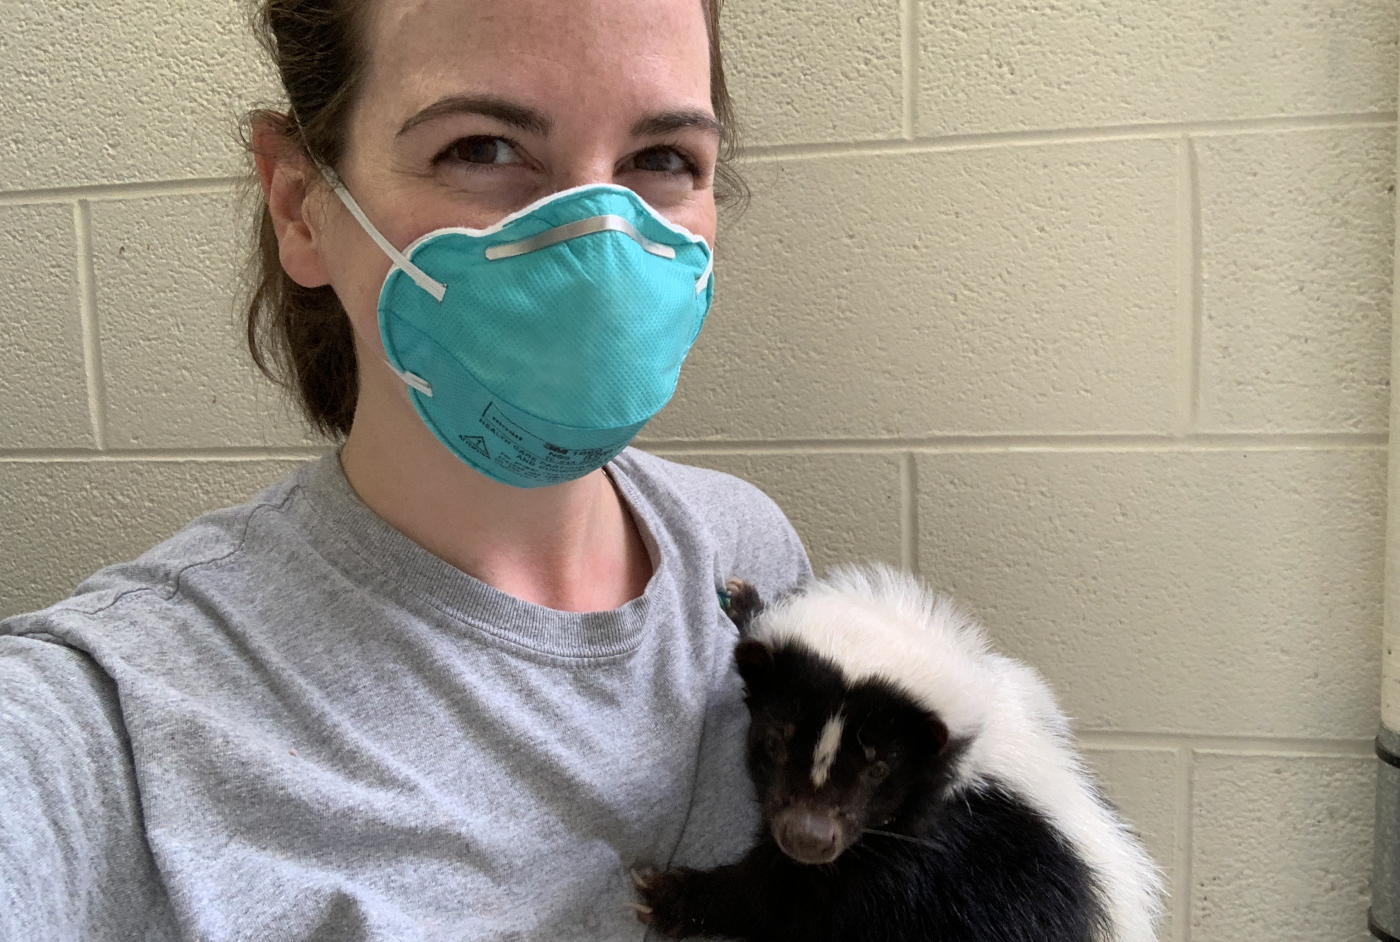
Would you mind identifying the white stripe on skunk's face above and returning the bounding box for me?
[810,714,845,787]
[734,637,951,866]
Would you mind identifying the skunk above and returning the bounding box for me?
[633,565,1162,942]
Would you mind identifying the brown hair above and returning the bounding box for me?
[243,0,744,439]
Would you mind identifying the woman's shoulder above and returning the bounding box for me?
[611,448,813,597]
[2,459,318,639]
[617,448,777,508]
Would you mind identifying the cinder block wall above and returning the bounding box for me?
[1,2,1394,939]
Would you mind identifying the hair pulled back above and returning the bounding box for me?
[244,0,744,438]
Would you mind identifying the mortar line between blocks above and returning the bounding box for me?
[74,200,107,451]
[1174,136,1192,434]
[899,452,918,572]
[737,112,1398,162]
[1187,137,1203,432]
[1077,730,1375,756]
[1176,745,1193,942]
[640,431,1386,456]
[0,447,331,464]
[900,0,918,140]
[5,432,1387,462]
[0,177,241,207]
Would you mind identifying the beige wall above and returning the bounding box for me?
[1,1,1395,939]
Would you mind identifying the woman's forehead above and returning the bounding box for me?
[362,0,712,118]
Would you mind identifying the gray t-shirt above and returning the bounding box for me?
[0,449,811,941]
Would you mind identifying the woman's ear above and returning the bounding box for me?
[250,115,333,290]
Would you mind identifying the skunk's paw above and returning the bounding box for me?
[630,867,708,939]
[722,578,765,634]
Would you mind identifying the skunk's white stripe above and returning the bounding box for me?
[750,564,1164,942]
[811,713,844,787]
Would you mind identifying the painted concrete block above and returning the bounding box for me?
[650,140,1178,441]
[918,0,1398,136]
[1,0,274,191]
[90,191,319,449]
[722,0,903,146]
[652,451,903,576]
[1192,753,1374,942]
[0,459,313,619]
[1081,746,1178,942]
[0,204,93,449]
[916,450,1384,738]
[1197,128,1394,433]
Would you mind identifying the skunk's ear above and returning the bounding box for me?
[928,714,949,752]
[734,639,774,687]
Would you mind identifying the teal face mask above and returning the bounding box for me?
[332,182,714,488]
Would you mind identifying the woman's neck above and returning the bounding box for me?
[338,377,652,613]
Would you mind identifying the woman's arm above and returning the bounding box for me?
[0,635,178,940]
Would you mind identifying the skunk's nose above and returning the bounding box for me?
[774,809,843,864]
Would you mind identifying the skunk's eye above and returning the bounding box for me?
[764,723,794,759]
[864,760,891,783]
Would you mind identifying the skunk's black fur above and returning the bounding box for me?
[634,568,1160,942]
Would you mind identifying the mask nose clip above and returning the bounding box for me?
[484,211,712,296]
[485,214,677,261]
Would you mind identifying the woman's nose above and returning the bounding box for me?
[551,155,621,194]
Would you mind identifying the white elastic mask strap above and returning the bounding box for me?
[695,250,714,296]
[382,358,433,397]
[331,184,447,302]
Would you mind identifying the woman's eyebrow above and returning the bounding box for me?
[631,109,722,138]
[396,97,720,140]
[398,95,553,137]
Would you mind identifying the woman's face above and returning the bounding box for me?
[310,0,719,349]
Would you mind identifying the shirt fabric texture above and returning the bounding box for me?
[0,449,812,941]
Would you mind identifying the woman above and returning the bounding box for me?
[0,0,810,938]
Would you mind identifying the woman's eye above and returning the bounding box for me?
[629,147,693,176]
[438,136,523,166]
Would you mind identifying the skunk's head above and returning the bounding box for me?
[735,637,950,865]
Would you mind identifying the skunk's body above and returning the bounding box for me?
[635,566,1162,942]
